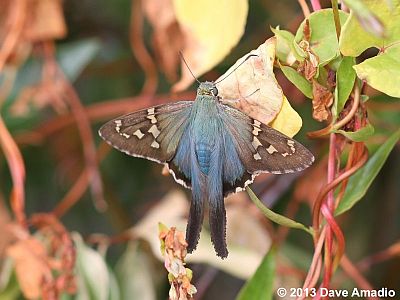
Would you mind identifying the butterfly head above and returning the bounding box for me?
[197,81,218,97]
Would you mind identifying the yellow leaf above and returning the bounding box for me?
[172,0,248,91]
[269,96,302,138]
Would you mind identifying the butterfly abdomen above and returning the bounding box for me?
[195,141,212,174]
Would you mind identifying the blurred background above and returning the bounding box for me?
[0,0,399,299]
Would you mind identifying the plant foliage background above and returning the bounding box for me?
[0,0,399,299]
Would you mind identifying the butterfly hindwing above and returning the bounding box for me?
[99,101,193,164]
[219,103,314,194]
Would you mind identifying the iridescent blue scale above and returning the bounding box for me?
[99,81,314,258]
[196,142,212,174]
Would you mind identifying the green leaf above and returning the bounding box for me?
[340,0,400,56]
[271,27,298,63]
[115,242,156,300]
[334,56,356,116]
[336,128,400,215]
[236,248,276,300]
[73,233,111,300]
[280,65,313,98]
[9,38,101,101]
[353,44,400,97]
[0,260,20,300]
[57,38,101,82]
[334,123,375,141]
[246,187,312,235]
[342,0,385,37]
[295,9,349,66]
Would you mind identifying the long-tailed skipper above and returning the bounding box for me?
[99,81,314,258]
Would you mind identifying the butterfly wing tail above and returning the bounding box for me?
[208,148,228,258]
[186,158,206,253]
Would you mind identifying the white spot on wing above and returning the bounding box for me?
[148,125,160,138]
[253,153,262,160]
[282,152,289,157]
[251,136,262,150]
[147,114,157,124]
[253,120,261,127]
[151,140,160,149]
[266,145,278,154]
[147,108,155,114]
[287,140,296,153]
[133,129,145,139]
[121,133,130,139]
[114,120,122,133]
[252,126,262,136]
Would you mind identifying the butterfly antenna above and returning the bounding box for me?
[215,54,259,84]
[179,51,200,84]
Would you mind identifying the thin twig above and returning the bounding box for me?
[0,0,26,72]
[310,0,322,11]
[130,0,158,96]
[332,84,360,131]
[341,254,378,300]
[41,42,107,212]
[53,143,110,218]
[0,116,26,226]
[297,0,311,17]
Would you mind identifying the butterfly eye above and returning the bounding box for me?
[210,86,218,96]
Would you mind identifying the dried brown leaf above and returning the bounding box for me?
[312,80,333,122]
[6,237,53,299]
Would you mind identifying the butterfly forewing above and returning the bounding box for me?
[99,101,193,163]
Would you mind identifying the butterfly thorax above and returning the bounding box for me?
[191,88,222,175]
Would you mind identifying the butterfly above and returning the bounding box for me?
[99,81,314,258]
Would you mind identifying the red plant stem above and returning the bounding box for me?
[327,134,336,211]
[299,228,326,299]
[312,149,368,233]
[53,143,110,218]
[310,0,322,11]
[297,0,311,17]
[321,133,338,289]
[322,204,345,271]
[0,116,26,226]
[357,241,400,271]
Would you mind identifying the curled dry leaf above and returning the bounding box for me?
[297,41,319,80]
[142,0,183,82]
[216,37,302,137]
[159,224,197,300]
[172,0,248,91]
[312,80,333,122]
[6,237,53,299]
